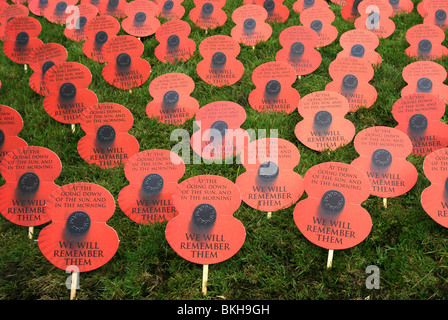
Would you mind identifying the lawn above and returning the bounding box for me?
[0,0,448,302]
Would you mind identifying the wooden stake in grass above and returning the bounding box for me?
[28,227,34,239]
[71,124,76,133]
[24,64,28,72]
[327,249,334,269]
[70,271,79,300]
[383,198,387,208]
[267,211,272,219]
[202,264,209,295]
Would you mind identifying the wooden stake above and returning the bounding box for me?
[24,64,28,72]
[28,227,34,239]
[267,211,272,219]
[202,264,209,295]
[298,75,302,80]
[383,198,387,208]
[327,249,334,269]
[71,124,75,133]
[70,272,79,300]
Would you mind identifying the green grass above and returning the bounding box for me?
[1,0,448,301]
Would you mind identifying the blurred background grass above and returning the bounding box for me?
[1,0,448,300]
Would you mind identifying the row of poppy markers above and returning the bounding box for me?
[0,0,448,290]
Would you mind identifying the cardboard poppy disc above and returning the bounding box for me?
[191,101,249,161]
[405,24,448,60]
[121,0,161,38]
[154,0,185,20]
[248,61,299,113]
[118,149,185,225]
[0,105,27,163]
[196,35,244,87]
[101,35,151,90]
[295,91,355,151]
[146,72,199,125]
[424,6,448,29]
[43,0,79,24]
[77,102,139,168]
[299,6,338,47]
[154,19,196,63]
[189,0,227,30]
[236,138,304,212]
[82,14,121,63]
[325,56,377,111]
[0,146,61,227]
[97,0,126,18]
[275,26,322,76]
[28,42,68,96]
[392,93,448,156]
[293,162,372,250]
[243,0,290,23]
[28,0,51,16]
[292,0,328,13]
[64,4,99,42]
[0,4,29,41]
[354,0,396,39]
[337,29,382,66]
[38,182,119,272]
[166,175,245,265]
[401,60,448,104]
[389,0,414,15]
[230,4,273,47]
[421,148,448,228]
[3,16,43,65]
[351,126,418,198]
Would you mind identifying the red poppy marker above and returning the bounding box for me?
[230,4,272,47]
[82,14,120,63]
[118,149,185,225]
[191,101,250,161]
[243,0,289,23]
[351,126,418,205]
[146,72,199,125]
[341,0,363,21]
[3,16,43,67]
[0,4,29,42]
[165,174,245,294]
[122,0,161,38]
[64,3,98,42]
[295,91,355,151]
[405,24,448,60]
[275,26,322,77]
[189,0,227,31]
[28,0,51,16]
[196,35,244,87]
[299,6,338,47]
[248,61,299,113]
[0,105,27,163]
[97,0,126,18]
[418,0,446,18]
[43,0,78,24]
[401,61,448,105]
[77,102,139,168]
[389,0,413,16]
[236,137,304,216]
[293,162,372,267]
[392,93,448,156]
[38,182,119,299]
[154,0,185,20]
[325,56,377,112]
[424,5,448,29]
[354,0,395,39]
[337,29,382,66]
[154,19,196,63]
[101,35,151,90]
[28,42,68,96]
[0,146,61,240]
[421,148,448,228]
[292,0,328,14]
[43,61,98,125]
